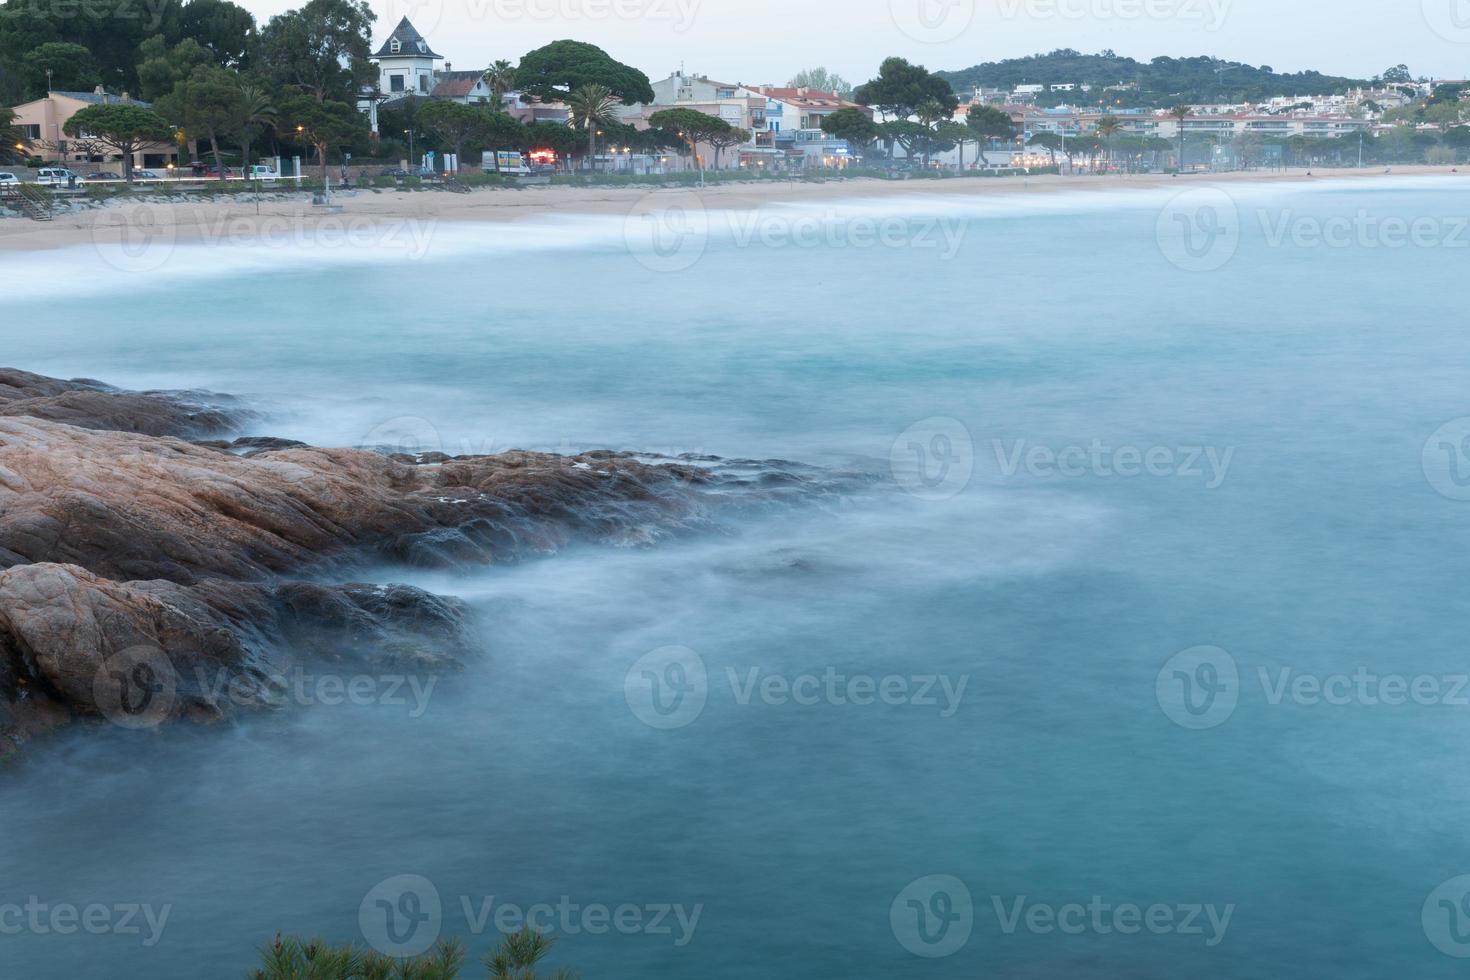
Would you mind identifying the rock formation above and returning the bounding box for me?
[0,370,858,752]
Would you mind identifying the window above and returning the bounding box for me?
[22,124,40,140]
[390,75,405,92]
[419,75,429,92]
[390,39,401,53]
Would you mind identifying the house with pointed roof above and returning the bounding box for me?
[373,17,443,103]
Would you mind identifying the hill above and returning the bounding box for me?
[938,50,1371,107]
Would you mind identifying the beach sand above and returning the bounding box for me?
[0,165,1462,252]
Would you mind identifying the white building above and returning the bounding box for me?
[373,18,442,101]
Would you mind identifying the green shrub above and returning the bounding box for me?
[251,927,578,980]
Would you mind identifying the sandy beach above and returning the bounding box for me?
[0,164,1462,253]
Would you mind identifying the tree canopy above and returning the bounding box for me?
[853,57,958,120]
[256,0,375,102]
[61,102,173,180]
[514,40,653,106]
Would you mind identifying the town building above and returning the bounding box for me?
[9,87,182,170]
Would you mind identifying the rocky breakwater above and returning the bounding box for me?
[0,369,851,752]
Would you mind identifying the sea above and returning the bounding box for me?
[2,174,1469,978]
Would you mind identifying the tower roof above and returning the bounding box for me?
[373,17,442,59]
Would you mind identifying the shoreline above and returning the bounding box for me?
[0,165,1462,253]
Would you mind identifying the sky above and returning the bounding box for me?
[235,0,1470,85]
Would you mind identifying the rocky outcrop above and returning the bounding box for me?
[0,416,715,583]
[0,368,251,439]
[0,370,863,752]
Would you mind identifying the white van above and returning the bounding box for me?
[34,168,78,186]
[247,165,280,182]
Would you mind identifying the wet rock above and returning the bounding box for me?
[0,368,251,439]
[0,417,715,584]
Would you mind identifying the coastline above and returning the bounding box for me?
[0,165,1462,254]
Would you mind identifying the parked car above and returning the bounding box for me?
[83,172,122,183]
[378,166,438,180]
[246,165,280,182]
[34,168,79,186]
[0,172,19,186]
[132,169,167,181]
[198,164,239,178]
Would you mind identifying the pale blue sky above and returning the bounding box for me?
[238,0,1470,85]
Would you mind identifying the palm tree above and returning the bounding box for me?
[235,83,276,176]
[1,107,24,162]
[914,98,947,167]
[1096,115,1122,173]
[567,83,620,172]
[1171,104,1191,171]
[483,60,517,113]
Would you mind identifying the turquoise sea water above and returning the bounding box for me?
[3,176,1470,978]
